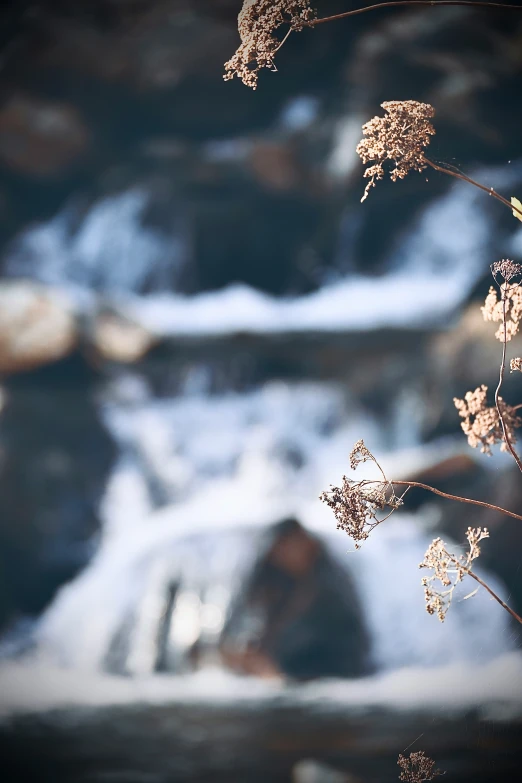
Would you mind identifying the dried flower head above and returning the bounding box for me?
[349,438,375,470]
[398,751,444,782]
[511,357,522,373]
[482,267,522,343]
[419,527,489,622]
[320,440,404,547]
[491,258,522,283]
[356,100,436,202]
[454,385,522,454]
[224,0,316,89]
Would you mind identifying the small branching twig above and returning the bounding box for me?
[421,158,522,218]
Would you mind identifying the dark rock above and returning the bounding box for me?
[0,355,116,631]
[0,280,77,374]
[219,518,371,680]
[0,93,89,177]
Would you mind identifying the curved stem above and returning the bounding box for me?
[462,563,522,624]
[390,479,522,522]
[422,157,522,218]
[494,293,522,473]
[307,1,522,28]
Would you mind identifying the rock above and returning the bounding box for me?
[247,141,303,192]
[92,309,156,363]
[0,281,77,374]
[219,518,372,680]
[0,355,116,631]
[0,94,89,177]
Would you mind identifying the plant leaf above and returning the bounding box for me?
[512,196,522,223]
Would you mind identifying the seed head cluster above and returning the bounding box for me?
[397,751,444,782]
[419,527,489,622]
[224,0,316,89]
[319,440,404,548]
[453,385,522,455]
[356,100,436,202]
[482,261,522,342]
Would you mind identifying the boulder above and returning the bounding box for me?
[0,281,77,374]
[0,355,116,631]
[219,518,372,681]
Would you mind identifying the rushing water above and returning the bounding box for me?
[2,161,522,684]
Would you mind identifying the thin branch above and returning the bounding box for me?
[493,289,522,473]
[422,157,522,219]
[390,479,522,522]
[273,26,293,56]
[307,1,522,28]
[460,561,522,624]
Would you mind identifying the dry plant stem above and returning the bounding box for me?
[390,479,522,522]
[308,1,522,28]
[422,157,522,219]
[494,293,522,473]
[461,561,522,624]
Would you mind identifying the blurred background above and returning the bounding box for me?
[1,1,522,781]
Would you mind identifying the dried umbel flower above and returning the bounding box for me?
[320,440,404,547]
[419,527,489,622]
[454,384,522,454]
[356,100,436,202]
[511,357,522,372]
[349,438,375,470]
[491,258,522,283]
[482,269,522,343]
[398,751,444,782]
[224,0,316,89]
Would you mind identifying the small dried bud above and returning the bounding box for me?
[356,100,436,201]
[398,751,444,782]
[511,358,522,373]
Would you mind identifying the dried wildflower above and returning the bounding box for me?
[491,258,522,283]
[398,751,444,782]
[224,0,316,89]
[453,385,522,454]
[356,100,436,202]
[349,439,375,470]
[511,357,522,372]
[320,440,404,547]
[482,261,522,342]
[419,527,489,622]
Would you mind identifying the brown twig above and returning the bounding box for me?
[390,479,522,522]
[462,562,522,624]
[422,157,522,219]
[307,1,522,28]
